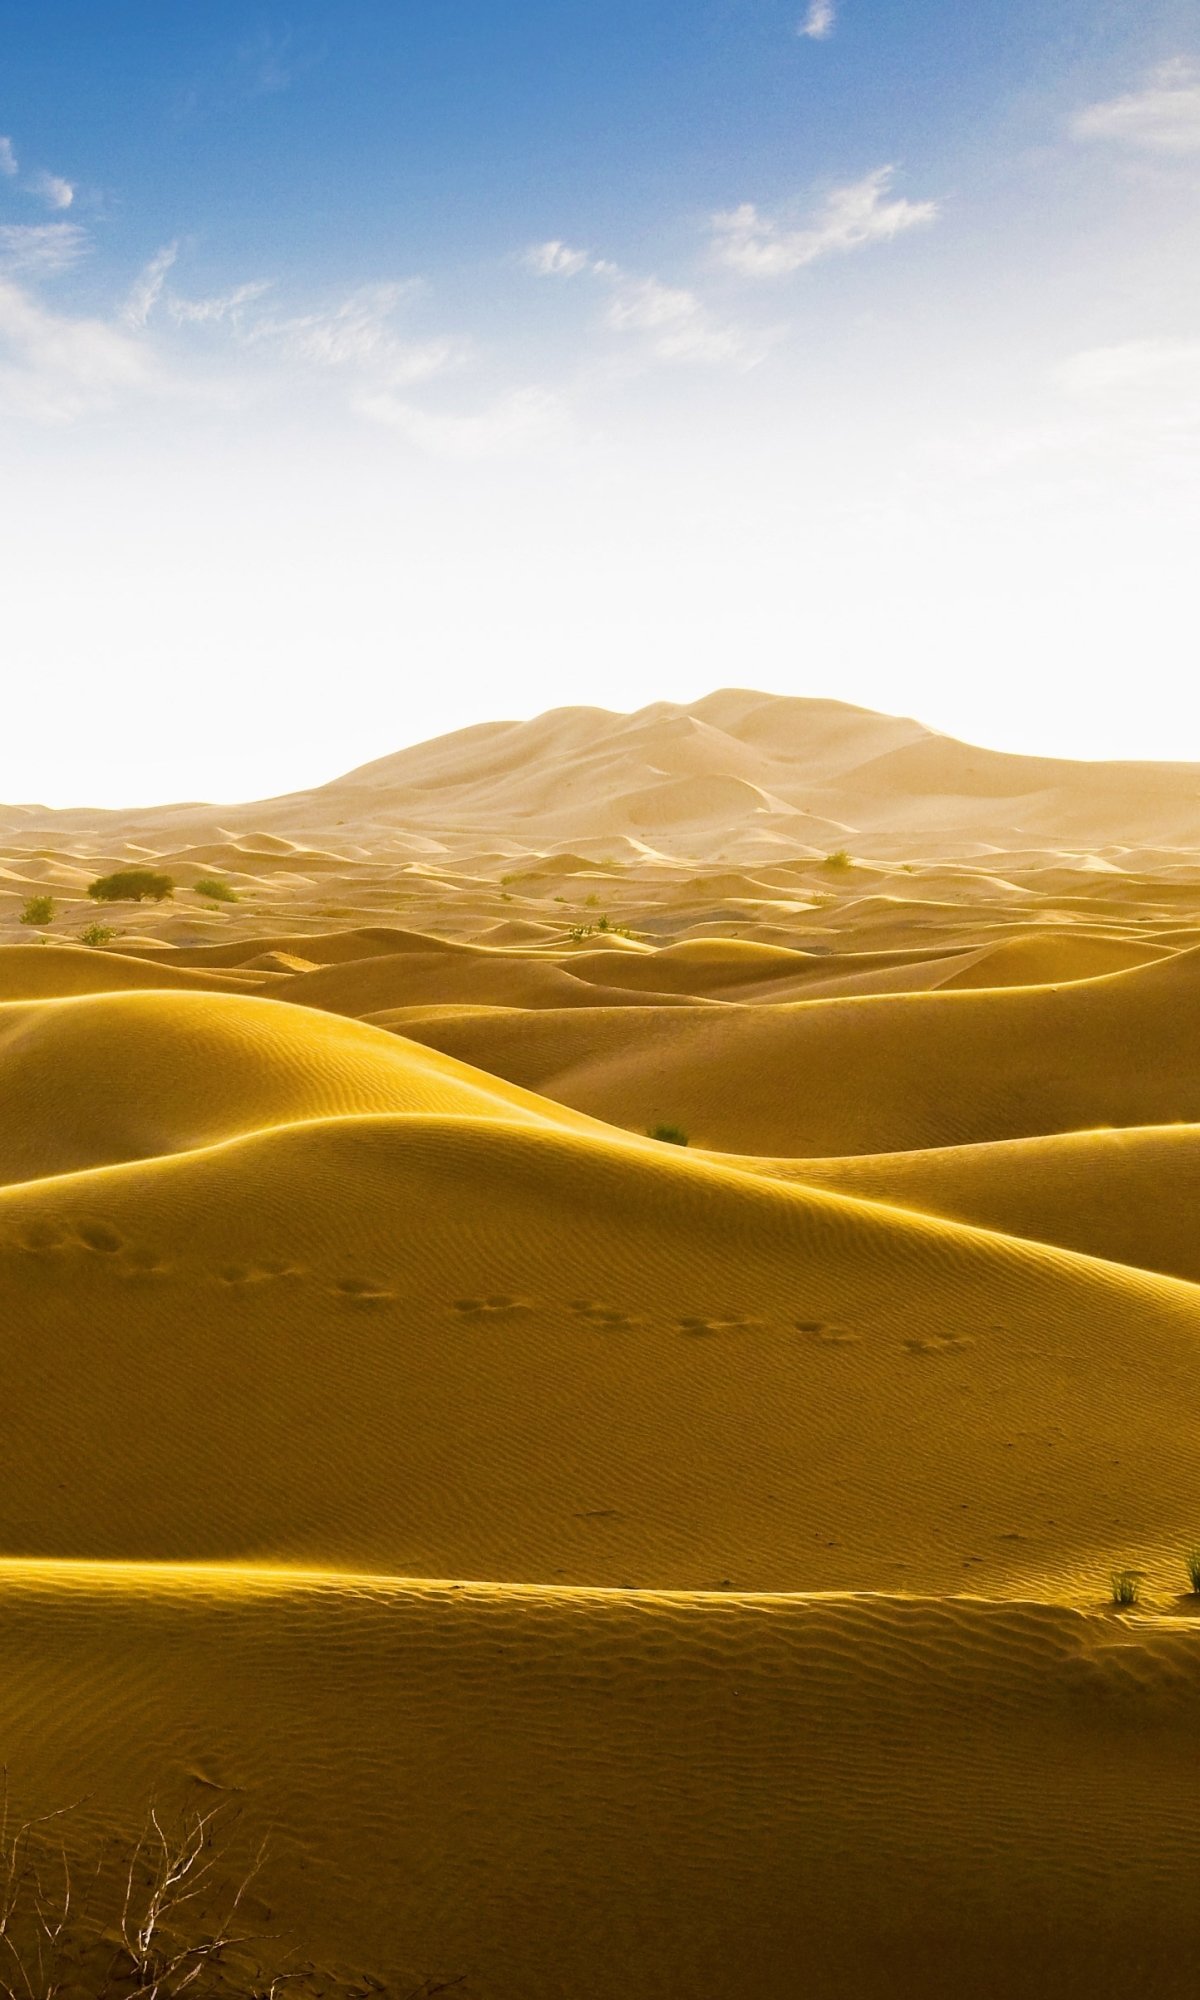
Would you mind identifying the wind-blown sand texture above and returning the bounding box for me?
[2,692,1200,1997]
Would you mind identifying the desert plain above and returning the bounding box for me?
[1,688,1199,1996]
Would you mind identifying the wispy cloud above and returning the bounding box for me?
[354,384,568,456]
[1058,336,1200,403]
[1072,59,1200,154]
[0,278,160,421]
[712,166,938,277]
[523,239,591,277]
[235,27,324,98]
[168,279,272,326]
[248,282,463,386]
[603,274,767,365]
[27,169,75,211]
[122,242,179,328]
[798,1,836,41]
[0,137,16,177]
[524,239,767,366]
[0,223,89,278]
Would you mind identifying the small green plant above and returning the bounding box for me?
[648,1123,689,1146]
[87,869,174,904]
[822,850,853,872]
[80,922,115,947]
[1110,1569,1140,1607]
[18,895,54,926]
[596,913,610,931]
[1185,1549,1200,1595]
[194,877,238,903]
[500,873,515,886]
[584,892,600,908]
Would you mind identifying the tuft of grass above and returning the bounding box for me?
[80,922,116,947]
[822,849,853,872]
[648,1123,689,1146]
[1110,1568,1141,1607]
[19,895,54,926]
[194,877,238,903]
[1185,1549,1200,1595]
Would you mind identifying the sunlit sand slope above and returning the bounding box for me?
[2,1568,1197,2000]
[753,1124,1200,1283]
[0,1068,1197,1599]
[0,987,600,1183]
[398,949,1200,1153]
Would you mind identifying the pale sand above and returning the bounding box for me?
[2,691,1199,1996]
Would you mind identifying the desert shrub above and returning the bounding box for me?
[194,877,238,903]
[822,850,853,872]
[648,1123,689,1145]
[0,1790,347,1998]
[584,892,600,908]
[1185,1549,1200,1595]
[80,922,116,947]
[18,895,54,926]
[88,869,174,904]
[1110,1569,1140,1607]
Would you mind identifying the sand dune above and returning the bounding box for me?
[397,948,1200,1153]
[4,692,1200,1996]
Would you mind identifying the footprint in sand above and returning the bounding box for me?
[797,1320,861,1346]
[17,1222,67,1255]
[453,1295,533,1317]
[75,1221,124,1255]
[333,1276,396,1306]
[677,1313,762,1336]
[904,1333,976,1356]
[570,1301,643,1327]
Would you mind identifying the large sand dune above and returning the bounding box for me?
[2,691,1200,1996]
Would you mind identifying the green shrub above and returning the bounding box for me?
[194,877,238,903]
[19,895,54,926]
[1110,1569,1140,1607]
[1185,1549,1200,1595]
[648,1123,689,1146]
[80,922,115,947]
[88,869,174,904]
[823,850,853,872]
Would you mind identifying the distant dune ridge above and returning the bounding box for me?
[2,691,1200,1996]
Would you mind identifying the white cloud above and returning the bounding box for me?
[0,278,160,422]
[1072,60,1200,154]
[168,279,272,326]
[249,282,462,386]
[122,242,179,329]
[0,137,16,176]
[524,238,766,366]
[712,166,938,277]
[353,384,568,456]
[798,1,836,40]
[0,223,89,277]
[603,274,766,366]
[1058,336,1200,405]
[27,169,75,211]
[524,239,590,277]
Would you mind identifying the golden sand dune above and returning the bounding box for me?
[5,695,1200,1996]
[0,1072,1195,1601]
[750,1124,1200,1282]
[397,947,1200,1153]
[0,988,612,1186]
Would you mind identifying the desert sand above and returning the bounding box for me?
[2,690,1199,1996]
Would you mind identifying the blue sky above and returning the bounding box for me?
[1,1,1198,803]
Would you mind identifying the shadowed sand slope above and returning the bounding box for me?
[2,1570,1198,2000]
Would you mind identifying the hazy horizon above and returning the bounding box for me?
[3,0,1198,807]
